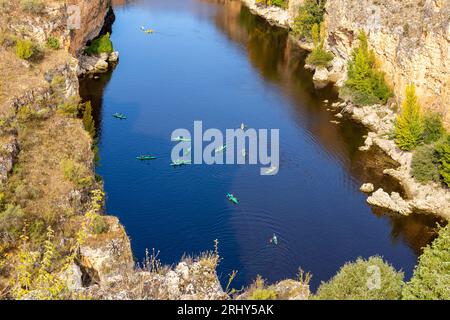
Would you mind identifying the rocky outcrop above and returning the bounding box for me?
[324,0,450,126]
[242,1,291,27]
[83,257,227,300]
[77,51,119,76]
[337,100,450,219]
[68,0,113,55]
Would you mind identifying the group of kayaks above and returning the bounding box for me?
[114,117,279,246]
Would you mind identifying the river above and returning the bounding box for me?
[80,0,439,290]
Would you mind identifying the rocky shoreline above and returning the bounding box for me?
[241,0,450,220]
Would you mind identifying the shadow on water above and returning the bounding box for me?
[80,0,441,291]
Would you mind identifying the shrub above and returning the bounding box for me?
[247,275,277,300]
[435,136,450,187]
[82,101,96,138]
[85,33,113,56]
[422,112,444,144]
[256,0,287,8]
[0,205,25,243]
[293,0,327,40]
[341,31,391,105]
[20,0,45,14]
[90,214,109,234]
[60,159,93,188]
[402,224,450,300]
[314,256,404,300]
[305,23,333,67]
[16,39,34,60]
[46,37,60,50]
[394,85,424,151]
[248,288,277,300]
[411,144,440,184]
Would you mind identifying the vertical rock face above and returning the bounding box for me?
[68,0,112,54]
[325,0,450,124]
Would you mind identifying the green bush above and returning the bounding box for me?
[20,0,45,14]
[394,85,424,150]
[422,113,444,144]
[314,256,404,300]
[248,288,277,300]
[305,23,333,67]
[435,136,450,187]
[0,205,25,243]
[411,144,440,184]
[91,214,109,234]
[341,31,392,105]
[85,33,113,56]
[293,0,327,40]
[46,37,60,50]
[82,101,96,138]
[60,159,93,188]
[16,39,34,60]
[402,224,450,300]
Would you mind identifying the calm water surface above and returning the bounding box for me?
[80,0,439,290]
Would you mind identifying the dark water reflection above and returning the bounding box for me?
[80,0,440,290]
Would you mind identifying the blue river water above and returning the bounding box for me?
[80,0,439,291]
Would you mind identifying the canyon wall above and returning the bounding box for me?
[324,0,450,125]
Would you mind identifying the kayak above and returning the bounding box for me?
[241,149,246,158]
[173,136,191,142]
[226,193,239,205]
[144,29,154,34]
[240,123,246,130]
[183,147,191,156]
[136,155,157,161]
[170,159,191,167]
[270,234,278,245]
[215,144,227,153]
[113,113,127,120]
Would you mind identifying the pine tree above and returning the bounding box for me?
[82,101,96,138]
[394,85,424,151]
[343,31,391,105]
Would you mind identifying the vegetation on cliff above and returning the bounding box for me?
[305,23,333,68]
[85,33,114,56]
[255,0,288,9]
[341,31,392,105]
[402,224,450,300]
[314,256,404,300]
[293,0,326,40]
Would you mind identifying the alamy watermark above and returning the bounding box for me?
[171,121,279,176]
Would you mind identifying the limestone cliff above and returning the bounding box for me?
[243,0,449,125]
[324,0,450,126]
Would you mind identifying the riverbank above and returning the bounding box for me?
[241,0,450,220]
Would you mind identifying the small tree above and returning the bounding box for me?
[82,101,96,138]
[293,0,327,40]
[436,136,450,187]
[306,23,333,68]
[314,256,404,300]
[394,85,424,151]
[422,112,444,144]
[16,39,33,60]
[411,144,440,184]
[342,31,391,105]
[402,224,450,300]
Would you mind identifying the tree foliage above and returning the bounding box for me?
[435,136,450,187]
[394,84,424,150]
[342,31,391,105]
[82,101,96,138]
[85,33,113,56]
[314,256,404,300]
[402,224,450,300]
[293,0,327,40]
[411,144,440,184]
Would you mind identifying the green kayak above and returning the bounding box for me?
[226,193,239,205]
[136,155,157,161]
[215,144,227,153]
[113,113,127,120]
